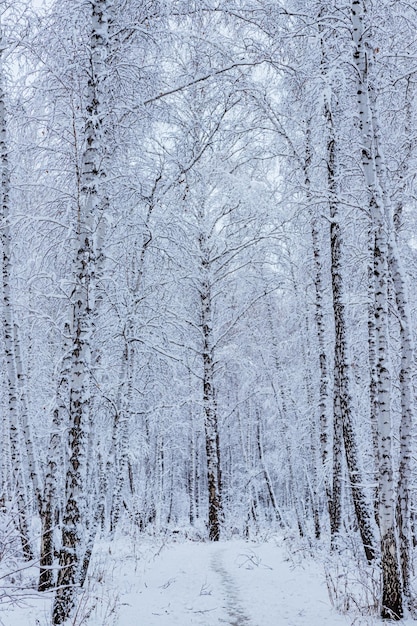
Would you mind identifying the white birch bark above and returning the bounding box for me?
[390,239,414,598]
[187,364,199,526]
[351,0,402,616]
[39,323,71,591]
[325,92,376,562]
[287,251,321,539]
[304,119,331,532]
[367,229,379,524]
[110,324,135,534]
[53,1,109,622]
[0,17,35,562]
[366,59,414,598]
[199,225,223,541]
[53,166,95,624]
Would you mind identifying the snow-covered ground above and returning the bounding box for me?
[2,535,416,625]
[115,537,352,626]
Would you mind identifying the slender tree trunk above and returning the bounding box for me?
[201,291,222,541]
[367,56,414,599]
[199,229,222,541]
[331,210,376,557]
[255,414,283,526]
[367,230,379,525]
[390,239,414,599]
[326,82,375,562]
[155,433,165,532]
[110,328,135,534]
[0,20,34,562]
[39,323,71,591]
[188,366,198,526]
[305,119,331,532]
[301,312,321,540]
[52,2,109,622]
[390,84,415,592]
[311,215,331,507]
[53,221,94,623]
[352,0,402,616]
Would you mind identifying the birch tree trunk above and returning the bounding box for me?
[255,412,283,527]
[199,228,223,541]
[390,86,415,590]
[351,0,402,616]
[390,240,414,599]
[0,18,35,562]
[304,120,331,531]
[52,1,109,622]
[322,71,375,562]
[39,323,71,591]
[367,58,414,599]
[367,230,379,525]
[110,326,135,534]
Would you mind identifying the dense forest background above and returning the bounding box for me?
[1,0,417,622]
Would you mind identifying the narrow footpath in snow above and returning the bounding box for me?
[210,549,252,625]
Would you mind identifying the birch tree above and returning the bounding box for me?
[52,0,110,621]
[351,0,408,617]
[0,12,35,563]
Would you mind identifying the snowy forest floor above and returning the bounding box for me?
[2,532,417,626]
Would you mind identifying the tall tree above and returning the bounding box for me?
[351,0,408,617]
[0,7,40,563]
[52,0,110,621]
